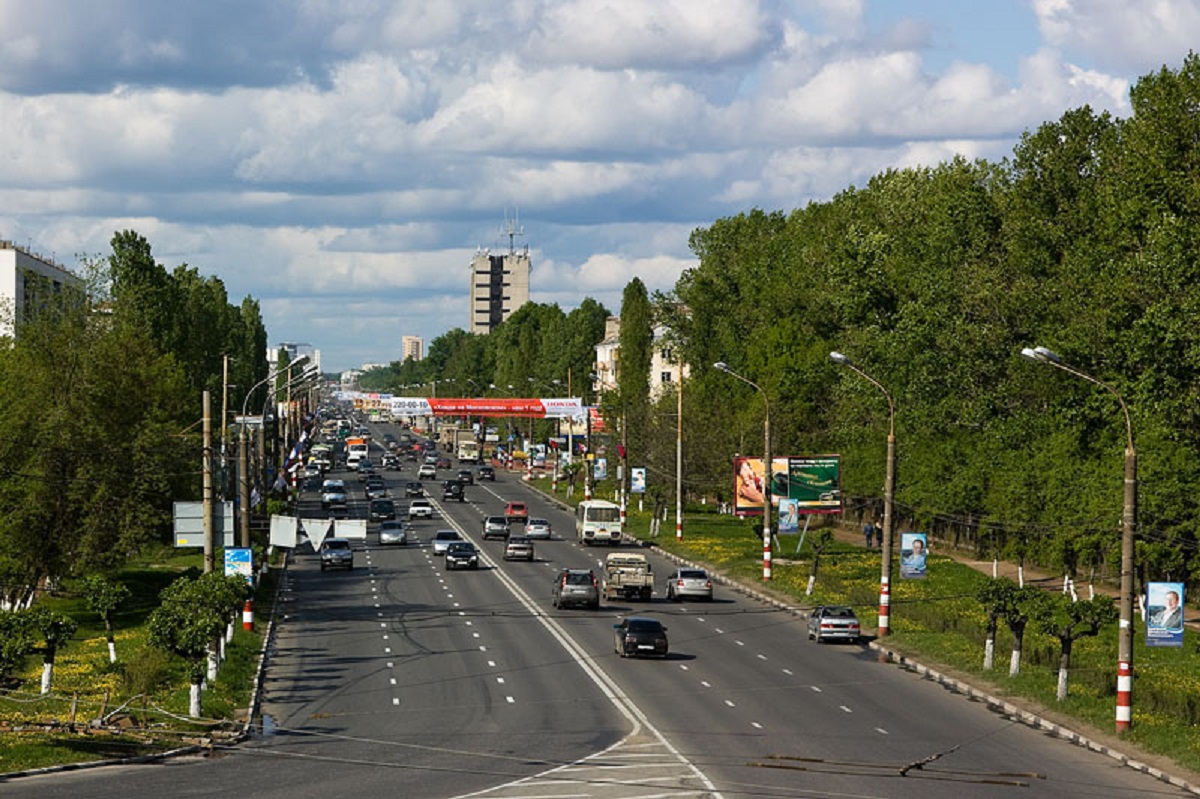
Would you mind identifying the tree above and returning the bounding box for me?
[803,530,834,596]
[0,609,35,686]
[1032,595,1118,701]
[27,605,77,694]
[148,572,247,716]
[83,575,131,664]
[976,579,1047,676]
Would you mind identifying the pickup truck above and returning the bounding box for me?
[602,552,653,601]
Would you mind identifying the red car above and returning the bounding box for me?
[504,501,528,524]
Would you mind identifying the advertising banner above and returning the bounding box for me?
[594,458,608,481]
[900,532,928,579]
[385,396,584,420]
[631,467,647,494]
[733,455,842,516]
[777,498,800,533]
[1146,581,1185,647]
[224,547,253,585]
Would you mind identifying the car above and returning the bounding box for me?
[404,481,424,497]
[441,480,465,501]
[378,520,409,546]
[354,458,375,474]
[477,465,496,481]
[409,498,435,519]
[525,518,552,539]
[482,515,510,541]
[369,498,396,522]
[613,617,668,658]
[381,453,402,470]
[418,464,437,480]
[319,538,354,571]
[423,453,439,466]
[504,536,534,561]
[552,569,600,609]
[432,529,463,555]
[457,469,475,486]
[321,479,347,509]
[444,541,480,570]
[365,480,388,500]
[807,605,862,644]
[437,456,453,470]
[665,568,713,601]
[357,465,378,482]
[504,501,528,524]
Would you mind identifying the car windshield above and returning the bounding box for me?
[627,619,662,633]
[448,543,474,552]
[324,540,350,551]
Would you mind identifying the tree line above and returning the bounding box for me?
[368,56,1200,597]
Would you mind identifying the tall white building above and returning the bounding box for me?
[469,242,530,335]
[0,240,83,337]
[267,342,321,373]
[401,335,423,362]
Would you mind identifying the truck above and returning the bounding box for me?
[602,552,654,601]
[345,436,369,468]
[456,430,480,463]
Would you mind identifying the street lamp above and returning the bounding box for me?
[830,351,896,637]
[239,356,309,548]
[1022,345,1136,733]
[714,362,772,581]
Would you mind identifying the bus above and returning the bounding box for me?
[576,500,622,546]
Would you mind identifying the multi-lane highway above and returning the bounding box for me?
[5,421,1192,799]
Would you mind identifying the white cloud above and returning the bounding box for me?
[1031,0,1200,75]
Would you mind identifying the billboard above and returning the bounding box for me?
[733,455,842,516]
[1146,581,1184,648]
[900,532,928,579]
[631,467,647,494]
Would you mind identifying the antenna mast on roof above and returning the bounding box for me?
[503,208,526,255]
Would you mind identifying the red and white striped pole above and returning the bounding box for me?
[1116,658,1132,731]
[242,599,254,631]
[878,576,890,637]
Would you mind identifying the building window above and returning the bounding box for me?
[661,372,673,384]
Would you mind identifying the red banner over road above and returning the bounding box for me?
[385,396,585,419]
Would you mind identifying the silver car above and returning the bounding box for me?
[665,568,713,601]
[378,520,408,546]
[503,536,534,561]
[319,538,354,571]
[432,529,463,555]
[807,605,862,644]
[525,518,552,539]
[418,464,437,480]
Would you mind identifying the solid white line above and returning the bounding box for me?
[782,668,793,676]
[840,705,852,713]
[751,722,763,729]
[756,654,767,660]
[724,700,736,707]
[875,727,889,735]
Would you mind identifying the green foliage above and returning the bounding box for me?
[147,572,247,684]
[0,609,35,682]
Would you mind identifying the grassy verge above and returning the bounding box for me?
[542,478,1200,776]
[0,547,279,775]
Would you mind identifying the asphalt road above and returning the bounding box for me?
[4,424,1191,799]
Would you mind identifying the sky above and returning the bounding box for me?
[2,1,1199,373]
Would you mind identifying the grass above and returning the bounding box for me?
[542,478,1200,777]
[0,546,279,775]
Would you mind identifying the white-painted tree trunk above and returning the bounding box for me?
[1068,580,1078,602]
[805,575,815,596]
[41,662,53,694]
[1056,667,1069,701]
[207,647,219,681]
[991,558,997,578]
[1017,565,1025,588]
[189,682,202,717]
[983,635,994,670]
[226,620,235,644]
[1009,648,1021,676]
[1062,574,1070,594]
[107,640,117,663]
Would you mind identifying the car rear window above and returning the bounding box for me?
[825,606,855,618]
[679,570,706,579]
[627,620,662,632]
[325,541,350,551]
[566,573,593,586]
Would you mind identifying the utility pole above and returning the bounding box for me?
[202,390,214,574]
[240,424,251,548]
[676,358,683,541]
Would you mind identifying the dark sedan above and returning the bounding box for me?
[613,617,668,658]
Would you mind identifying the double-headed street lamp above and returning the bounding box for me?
[1022,345,1136,733]
[830,352,896,637]
[714,362,772,581]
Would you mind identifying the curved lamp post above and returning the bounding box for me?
[1022,345,1136,733]
[830,352,896,637]
[714,362,772,581]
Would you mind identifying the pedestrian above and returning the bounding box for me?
[874,524,884,548]
[863,521,874,548]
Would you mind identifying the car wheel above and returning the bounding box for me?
[589,601,600,610]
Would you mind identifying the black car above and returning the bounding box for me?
[456,469,474,486]
[369,498,396,522]
[442,480,465,501]
[613,617,669,658]
[404,481,424,497]
[477,465,496,481]
[444,541,480,570]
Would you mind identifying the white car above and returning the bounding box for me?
[432,529,463,555]
[321,479,347,509]
[409,499,434,519]
[418,464,437,480]
[525,518,552,539]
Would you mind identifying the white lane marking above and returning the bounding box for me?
[487,660,497,667]
[497,677,506,684]
[465,620,473,626]
[782,668,793,676]
[390,678,397,685]
[751,722,763,729]
[679,664,689,671]
[840,705,852,713]
[473,632,481,638]
[505,696,515,704]
[724,700,736,707]
[384,647,391,654]
[387,662,394,668]
[392,697,400,706]
[479,646,487,652]
[380,622,387,628]
[875,728,889,735]
[714,628,724,634]
[734,640,745,647]
[756,654,767,660]
[697,618,706,622]
[382,635,389,640]
[810,686,822,692]
[700,681,712,688]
